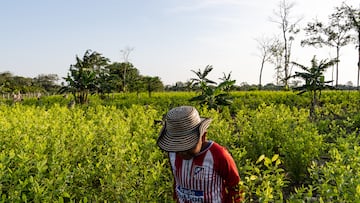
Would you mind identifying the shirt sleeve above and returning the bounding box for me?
[213,144,243,202]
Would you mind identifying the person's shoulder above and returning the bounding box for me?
[209,142,230,155]
[210,141,226,149]
[208,142,236,167]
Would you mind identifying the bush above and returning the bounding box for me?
[235,104,323,184]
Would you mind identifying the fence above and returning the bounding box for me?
[1,92,55,100]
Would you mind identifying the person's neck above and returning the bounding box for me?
[200,140,211,152]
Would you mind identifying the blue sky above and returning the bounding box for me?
[1,0,359,86]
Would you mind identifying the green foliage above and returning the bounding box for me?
[0,91,360,201]
[32,74,60,93]
[142,76,164,97]
[301,2,353,87]
[190,65,217,87]
[310,146,360,202]
[189,65,235,111]
[235,104,323,184]
[0,72,60,94]
[291,56,336,94]
[59,50,110,104]
[241,154,288,202]
[291,56,337,119]
[0,104,173,202]
[189,81,235,110]
[289,132,360,202]
[301,9,352,49]
[105,62,141,92]
[59,56,165,103]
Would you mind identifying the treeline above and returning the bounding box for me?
[0,67,357,99]
[57,50,164,104]
[0,50,165,100]
[0,72,60,94]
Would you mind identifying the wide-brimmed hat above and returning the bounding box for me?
[157,106,212,152]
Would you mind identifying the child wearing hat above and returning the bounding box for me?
[157,106,243,203]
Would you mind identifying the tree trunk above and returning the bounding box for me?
[259,55,266,90]
[310,90,317,120]
[283,28,289,90]
[336,46,340,87]
[123,64,127,92]
[357,30,360,90]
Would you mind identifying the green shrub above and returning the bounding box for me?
[240,154,288,202]
[235,104,323,184]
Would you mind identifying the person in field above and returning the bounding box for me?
[157,106,243,203]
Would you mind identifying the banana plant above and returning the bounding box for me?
[219,71,236,92]
[189,66,235,111]
[59,50,110,104]
[190,65,217,90]
[291,56,337,119]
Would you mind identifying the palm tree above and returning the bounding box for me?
[291,56,337,119]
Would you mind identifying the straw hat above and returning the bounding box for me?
[157,106,212,152]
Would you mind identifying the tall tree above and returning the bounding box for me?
[268,39,285,85]
[142,76,164,97]
[0,72,13,93]
[120,47,134,92]
[96,67,113,98]
[301,6,352,87]
[270,0,301,90]
[255,37,283,89]
[106,62,140,92]
[341,3,360,90]
[33,74,60,93]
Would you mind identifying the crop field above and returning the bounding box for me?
[0,91,360,202]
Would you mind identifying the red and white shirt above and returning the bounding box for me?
[169,141,241,203]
